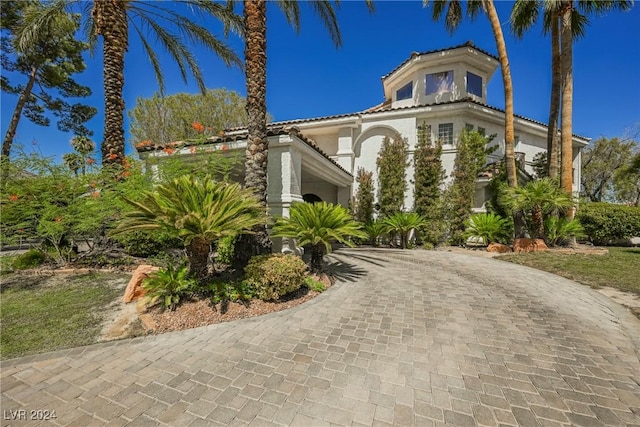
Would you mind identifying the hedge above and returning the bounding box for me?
[576,203,640,245]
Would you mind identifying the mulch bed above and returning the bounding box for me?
[148,273,333,333]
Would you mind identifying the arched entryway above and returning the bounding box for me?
[302,193,322,204]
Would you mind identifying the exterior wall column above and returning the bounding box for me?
[336,127,356,174]
[267,137,304,254]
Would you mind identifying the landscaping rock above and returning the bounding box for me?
[513,238,548,253]
[487,243,511,253]
[123,265,159,303]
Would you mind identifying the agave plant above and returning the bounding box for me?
[142,264,195,311]
[544,216,586,247]
[382,212,429,249]
[462,213,511,246]
[112,175,267,279]
[271,202,366,273]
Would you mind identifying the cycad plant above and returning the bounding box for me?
[500,178,573,241]
[544,216,585,247]
[382,212,429,249]
[462,213,511,245]
[364,220,388,247]
[142,264,195,311]
[112,175,266,279]
[272,202,366,273]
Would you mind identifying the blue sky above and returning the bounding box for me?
[2,1,639,163]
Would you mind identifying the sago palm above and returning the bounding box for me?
[500,178,574,241]
[382,212,429,249]
[271,202,366,273]
[112,175,266,279]
[462,212,511,245]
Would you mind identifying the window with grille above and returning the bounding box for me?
[438,123,454,145]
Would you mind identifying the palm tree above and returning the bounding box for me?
[500,178,573,242]
[112,175,267,279]
[24,0,243,166]
[511,0,633,200]
[426,0,518,191]
[234,0,373,266]
[272,202,366,273]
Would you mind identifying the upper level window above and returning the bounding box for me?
[438,123,454,145]
[477,127,486,136]
[466,72,482,97]
[396,82,413,101]
[465,123,474,132]
[426,71,454,95]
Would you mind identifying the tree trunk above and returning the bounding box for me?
[93,0,127,166]
[310,244,324,274]
[485,0,525,238]
[241,0,271,264]
[547,12,561,180]
[187,237,211,280]
[560,3,574,218]
[2,66,38,159]
[485,0,517,189]
[531,206,545,241]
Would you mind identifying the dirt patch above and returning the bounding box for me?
[596,287,640,316]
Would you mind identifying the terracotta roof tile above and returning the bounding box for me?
[136,127,352,177]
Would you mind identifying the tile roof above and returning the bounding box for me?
[136,127,352,177]
[381,41,499,81]
[234,98,589,142]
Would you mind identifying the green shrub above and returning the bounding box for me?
[577,203,640,245]
[305,276,326,292]
[215,234,236,264]
[462,213,511,245]
[12,249,46,270]
[244,254,307,301]
[142,264,196,310]
[364,221,388,247]
[544,217,586,247]
[208,279,255,304]
[113,230,182,257]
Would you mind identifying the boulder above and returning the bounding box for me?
[487,243,512,253]
[123,265,160,303]
[513,238,548,253]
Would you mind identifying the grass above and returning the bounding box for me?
[498,247,640,295]
[0,273,125,359]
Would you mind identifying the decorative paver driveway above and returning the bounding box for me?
[2,248,639,426]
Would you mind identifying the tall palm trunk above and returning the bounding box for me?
[484,0,525,238]
[485,0,517,190]
[233,0,271,270]
[93,0,128,166]
[547,12,561,179]
[560,3,574,212]
[2,66,38,159]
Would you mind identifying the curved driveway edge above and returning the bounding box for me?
[2,248,639,426]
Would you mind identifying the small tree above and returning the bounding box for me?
[1,2,96,160]
[500,178,573,242]
[112,175,267,279]
[377,133,409,217]
[447,130,494,243]
[354,167,374,223]
[272,202,366,273]
[413,124,445,244]
[382,212,429,249]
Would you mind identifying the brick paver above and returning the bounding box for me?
[2,248,639,426]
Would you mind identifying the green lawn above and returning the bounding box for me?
[498,247,640,295]
[0,273,126,359]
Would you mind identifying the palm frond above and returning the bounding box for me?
[276,0,301,33]
[509,0,540,38]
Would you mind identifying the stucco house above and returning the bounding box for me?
[137,42,589,251]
